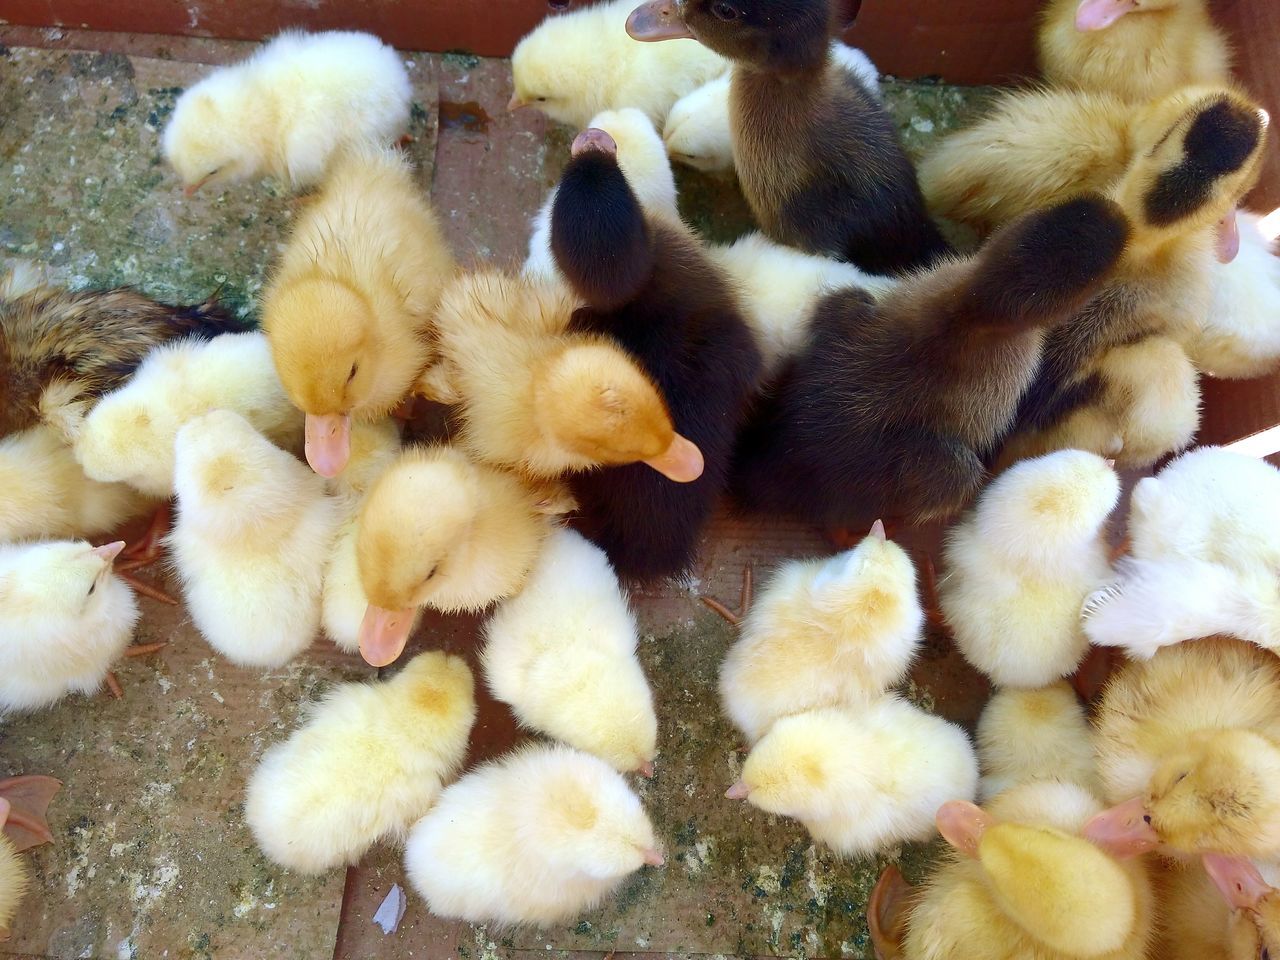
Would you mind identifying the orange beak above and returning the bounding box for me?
[643,433,704,483]
[1082,796,1160,859]
[357,604,418,667]
[305,413,352,478]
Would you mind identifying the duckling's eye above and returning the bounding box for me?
[87,580,96,597]
[535,96,548,103]
[711,1,740,20]
[421,565,439,585]
[1173,771,1189,786]
[1260,947,1269,960]
[347,362,359,383]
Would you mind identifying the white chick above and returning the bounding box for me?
[162,30,411,193]
[525,107,678,281]
[404,743,663,926]
[169,411,340,668]
[74,332,302,499]
[707,233,898,382]
[939,450,1120,687]
[509,0,729,130]
[719,521,924,744]
[1186,211,1280,379]
[1084,447,1280,656]
[0,426,152,542]
[482,528,656,774]
[663,42,880,172]
[0,540,139,711]
[245,651,476,873]
[976,683,1100,801]
[728,698,979,857]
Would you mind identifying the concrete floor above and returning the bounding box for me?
[0,28,993,960]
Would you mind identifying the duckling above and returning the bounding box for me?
[1038,0,1231,103]
[0,273,239,440]
[707,232,897,382]
[162,30,411,193]
[483,529,656,774]
[900,782,1156,960]
[718,521,924,743]
[509,0,729,130]
[727,698,979,857]
[430,271,700,482]
[404,743,663,926]
[977,683,1100,801]
[245,651,475,873]
[170,411,340,668]
[1196,854,1280,959]
[732,194,1128,530]
[355,446,553,667]
[262,145,456,478]
[627,0,949,274]
[662,41,880,173]
[74,331,302,499]
[939,451,1119,687]
[1087,637,1280,859]
[999,335,1200,468]
[525,107,678,282]
[0,540,140,711]
[0,799,29,940]
[550,127,761,579]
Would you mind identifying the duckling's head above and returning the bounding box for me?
[728,710,847,819]
[628,0,837,73]
[1074,0,1197,33]
[509,14,608,126]
[162,75,260,194]
[534,340,703,481]
[0,540,138,643]
[1203,853,1280,960]
[809,520,923,638]
[1115,88,1268,264]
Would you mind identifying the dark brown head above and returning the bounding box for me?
[627,0,849,72]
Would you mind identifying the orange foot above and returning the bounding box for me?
[868,864,915,960]
[0,775,62,852]
[104,643,169,700]
[919,553,949,633]
[701,564,753,627]
[119,504,172,569]
[118,570,178,606]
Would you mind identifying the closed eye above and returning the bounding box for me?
[347,362,359,383]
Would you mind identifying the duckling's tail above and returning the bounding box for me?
[175,292,246,339]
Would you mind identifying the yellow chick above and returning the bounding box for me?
[482,528,657,774]
[707,233,898,382]
[405,743,662,926]
[162,30,411,193]
[262,145,456,478]
[74,331,301,498]
[245,651,476,873]
[430,271,700,482]
[1087,637,1280,859]
[0,425,152,542]
[0,540,139,711]
[509,0,729,129]
[728,698,979,857]
[355,446,553,667]
[1038,0,1231,103]
[977,683,1101,801]
[169,411,340,668]
[939,450,1119,687]
[718,521,924,744]
[0,798,30,941]
[1192,210,1280,378]
[903,782,1156,960]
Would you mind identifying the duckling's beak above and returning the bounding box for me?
[571,128,617,158]
[507,94,529,112]
[1082,796,1160,858]
[1216,209,1241,264]
[1074,0,1138,31]
[626,0,695,42]
[1202,852,1273,910]
[91,541,127,564]
[305,413,352,478]
[641,847,666,866]
[637,759,655,778]
[935,800,993,859]
[725,780,750,800]
[869,519,887,541]
[358,604,418,668]
[643,433,705,483]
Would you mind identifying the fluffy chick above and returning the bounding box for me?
[0,426,152,543]
[74,331,301,498]
[1190,211,1280,378]
[0,800,30,941]
[1038,0,1231,103]
[719,522,924,744]
[262,145,455,478]
[1190,854,1280,960]
[939,450,1119,687]
[170,411,340,668]
[405,743,662,926]
[245,651,475,873]
[707,232,898,382]
[0,274,238,440]
[976,683,1100,801]
[355,446,553,667]
[510,0,729,129]
[483,529,656,774]
[0,540,139,711]
[729,698,978,857]
[162,30,411,193]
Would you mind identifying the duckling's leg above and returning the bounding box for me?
[701,565,753,626]
[0,774,61,852]
[919,553,948,632]
[104,671,124,699]
[1108,534,1131,565]
[103,643,170,701]
[117,571,178,606]
[119,504,172,567]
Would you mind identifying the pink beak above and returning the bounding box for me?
[643,433,705,483]
[305,412,352,478]
[869,519,886,541]
[637,759,655,778]
[357,604,418,668]
[1203,852,1273,910]
[1083,796,1161,858]
[626,0,696,41]
[571,127,618,158]
[1217,209,1241,264]
[642,847,665,867]
[725,780,750,800]
[91,541,127,563]
[1075,0,1139,31]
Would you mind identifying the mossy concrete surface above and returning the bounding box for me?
[0,36,992,960]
